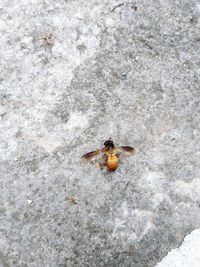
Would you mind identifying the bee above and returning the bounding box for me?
[81,138,135,172]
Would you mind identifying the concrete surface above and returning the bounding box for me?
[0,0,200,266]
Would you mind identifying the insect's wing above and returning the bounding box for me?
[81,149,101,161]
[119,146,135,153]
[115,146,135,157]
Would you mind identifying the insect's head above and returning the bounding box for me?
[103,138,114,149]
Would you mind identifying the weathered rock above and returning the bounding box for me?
[0,0,200,266]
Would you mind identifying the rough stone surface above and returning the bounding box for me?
[156,229,200,267]
[0,0,200,266]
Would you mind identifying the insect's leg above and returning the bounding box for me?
[97,154,107,169]
[98,162,106,169]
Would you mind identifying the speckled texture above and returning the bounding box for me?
[0,0,200,266]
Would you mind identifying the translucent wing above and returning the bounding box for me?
[81,149,101,161]
[119,146,135,153]
[81,149,108,169]
[115,146,135,157]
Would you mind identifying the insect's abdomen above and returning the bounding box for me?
[107,155,118,171]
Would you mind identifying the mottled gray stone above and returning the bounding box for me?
[0,0,200,266]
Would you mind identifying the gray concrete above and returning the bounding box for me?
[0,0,200,266]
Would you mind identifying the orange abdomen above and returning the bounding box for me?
[107,155,118,171]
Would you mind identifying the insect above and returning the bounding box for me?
[81,138,135,172]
